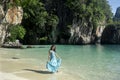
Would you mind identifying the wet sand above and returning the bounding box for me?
[0,50,76,80]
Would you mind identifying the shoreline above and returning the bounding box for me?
[0,49,75,80]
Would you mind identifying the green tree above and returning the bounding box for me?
[66,0,112,28]
[46,14,59,43]
[19,0,59,44]
[6,0,113,44]
[8,25,26,41]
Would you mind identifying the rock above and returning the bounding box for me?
[5,6,23,24]
[69,27,92,44]
[26,45,33,48]
[0,5,23,45]
[69,19,105,44]
[0,5,7,45]
[0,5,4,21]
[94,21,105,44]
[101,24,120,44]
[69,20,93,44]
[113,7,120,22]
[0,24,8,45]
[2,40,23,48]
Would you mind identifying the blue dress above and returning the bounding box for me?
[46,50,61,73]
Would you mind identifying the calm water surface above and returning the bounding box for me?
[1,45,120,80]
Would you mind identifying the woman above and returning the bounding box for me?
[46,45,61,73]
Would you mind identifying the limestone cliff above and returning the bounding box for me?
[5,6,23,24]
[69,21,93,44]
[0,5,23,45]
[0,5,7,45]
[101,24,120,44]
[69,20,105,44]
[113,7,120,22]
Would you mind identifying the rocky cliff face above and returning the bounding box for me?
[101,24,120,44]
[0,5,6,45]
[94,22,105,43]
[5,6,23,25]
[69,20,105,44]
[0,5,23,45]
[69,21,92,44]
[113,7,120,22]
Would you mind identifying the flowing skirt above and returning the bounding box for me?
[46,58,61,73]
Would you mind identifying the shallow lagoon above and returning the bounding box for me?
[1,45,120,80]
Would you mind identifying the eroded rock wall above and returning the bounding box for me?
[0,5,23,45]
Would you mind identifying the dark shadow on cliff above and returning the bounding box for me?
[23,69,53,74]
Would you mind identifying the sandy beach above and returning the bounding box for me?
[0,48,76,80]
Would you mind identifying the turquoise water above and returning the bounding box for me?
[1,45,120,80]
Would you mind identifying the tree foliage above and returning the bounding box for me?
[5,0,113,44]
[66,0,112,28]
[8,25,26,41]
[18,0,59,44]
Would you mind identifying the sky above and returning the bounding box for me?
[107,0,120,15]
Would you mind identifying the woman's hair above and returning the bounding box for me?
[49,45,56,52]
